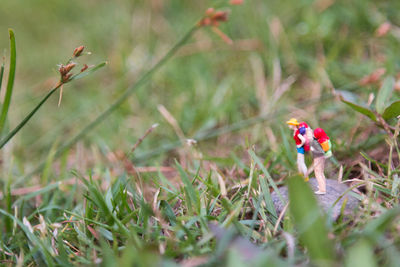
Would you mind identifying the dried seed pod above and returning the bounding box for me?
[230,0,244,5]
[62,73,72,83]
[212,11,228,22]
[73,46,85,57]
[205,8,215,16]
[58,65,67,76]
[64,63,76,73]
[80,64,89,72]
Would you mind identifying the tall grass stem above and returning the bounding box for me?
[0,29,17,134]
[24,25,198,179]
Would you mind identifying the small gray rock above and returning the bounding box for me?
[271,178,360,220]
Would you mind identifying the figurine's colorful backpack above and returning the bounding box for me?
[313,128,332,157]
[298,122,310,152]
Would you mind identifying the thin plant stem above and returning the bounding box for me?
[0,56,5,95]
[23,25,199,179]
[0,84,61,149]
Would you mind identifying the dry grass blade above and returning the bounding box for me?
[273,202,289,235]
[158,105,186,142]
[130,123,159,155]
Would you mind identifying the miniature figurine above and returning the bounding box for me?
[310,134,326,195]
[314,128,332,158]
[286,119,332,195]
[311,128,332,195]
[286,118,309,181]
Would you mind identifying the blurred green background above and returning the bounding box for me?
[1,0,400,173]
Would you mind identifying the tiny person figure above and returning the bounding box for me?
[314,128,332,158]
[286,118,309,181]
[310,128,328,195]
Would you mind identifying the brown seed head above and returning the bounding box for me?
[64,63,76,73]
[212,11,228,22]
[200,17,212,26]
[81,64,89,72]
[205,8,215,16]
[199,8,229,27]
[230,0,244,5]
[73,46,85,57]
[212,21,220,27]
[58,65,67,76]
[62,73,72,83]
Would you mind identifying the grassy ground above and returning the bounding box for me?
[1,0,400,266]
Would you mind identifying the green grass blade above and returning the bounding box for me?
[0,209,55,266]
[0,29,17,134]
[175,161,199,214]
[344,239,377,267]
[376,76,395,114]
[259,176,277,219]
[69,61,107,81]
[248,150,285,206]
[363,206,400,241]
[288,175,335,266]
[0,60,106,149]
[0,86,59,149]
[0,55,4,95]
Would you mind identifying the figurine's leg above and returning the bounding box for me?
[297,152,308,181]
[314,156,326,194]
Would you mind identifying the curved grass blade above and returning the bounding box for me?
[0,29,17,133]
[288,175,335,266]
[248,149,285,206]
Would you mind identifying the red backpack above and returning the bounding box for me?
[314,128,330,152]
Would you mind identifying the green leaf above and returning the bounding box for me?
[0,29,17,133]
[340,96,377,122]
[344,239,377,267]
[382,100,400,121]
[376,76,395,114]
[288,175,335,265]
